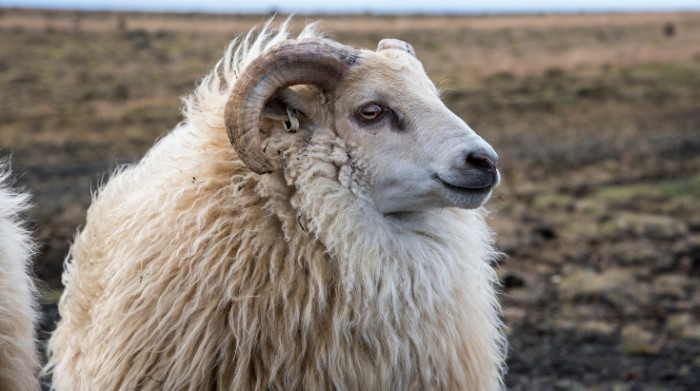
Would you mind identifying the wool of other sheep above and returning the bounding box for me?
[0,161,39,391]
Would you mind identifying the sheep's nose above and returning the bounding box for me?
[456,147,499,189]
[466,149,498,174]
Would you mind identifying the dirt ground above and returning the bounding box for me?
[1,8,699,390]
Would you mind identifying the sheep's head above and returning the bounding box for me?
[225,38,499,214]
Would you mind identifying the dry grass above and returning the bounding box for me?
[2,9,699,82]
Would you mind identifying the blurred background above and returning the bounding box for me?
[1,1,699,389]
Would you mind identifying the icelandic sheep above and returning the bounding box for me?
[0,160,39,391]
[47,21,506,390]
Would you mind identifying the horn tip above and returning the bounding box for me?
[377,38,416,57]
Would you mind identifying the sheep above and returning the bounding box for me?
[0,160,39,391]
[47,21,506,390]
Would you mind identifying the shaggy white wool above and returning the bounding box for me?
[47,21,506,390]
[0,160,39,391]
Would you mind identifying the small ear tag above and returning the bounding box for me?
[283,107,300,133]
[377,39,416,58]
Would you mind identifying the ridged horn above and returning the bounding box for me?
[225,38,361,174]
[377,38,416,58]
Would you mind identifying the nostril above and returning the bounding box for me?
[466,152,497,172]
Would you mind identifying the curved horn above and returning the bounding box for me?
[225,38,361,174]
[377,38,416,58]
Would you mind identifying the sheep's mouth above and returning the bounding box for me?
[434,175,494,194]
[434,174,496,209]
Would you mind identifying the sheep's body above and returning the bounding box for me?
[48,24,505,390]
[0,162,38,391]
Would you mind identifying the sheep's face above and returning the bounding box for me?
[332,48,499,213]
[226,38,499,214]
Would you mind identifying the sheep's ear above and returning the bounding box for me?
[261,94,295,123]
[256,86,324,171]
[261,86,324,133]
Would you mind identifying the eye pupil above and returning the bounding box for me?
[360,104,383,120]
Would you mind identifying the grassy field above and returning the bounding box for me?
[1,8,699,390]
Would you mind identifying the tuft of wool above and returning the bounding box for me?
[182,19,322,139]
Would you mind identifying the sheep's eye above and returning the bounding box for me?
[358,104,384,122]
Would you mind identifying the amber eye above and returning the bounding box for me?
[359,104,384,121]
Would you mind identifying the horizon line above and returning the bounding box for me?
[3,3,700,15]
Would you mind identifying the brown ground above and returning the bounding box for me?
[1,8,699,390]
